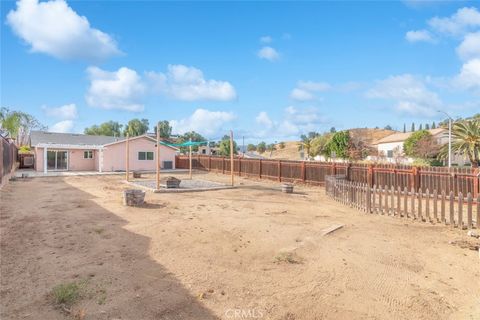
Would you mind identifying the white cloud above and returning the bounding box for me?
[254,107,325,139]
[405,30,435,43]
[290,88,315,101]
[255,111,273,129]
[366,74,442,117]
[260,36,272,44]
[42,103,77,120]
[428,7,480,36]
[257,46,280,61]
[454,59,480,93]
[6,0,120,61]
[147,65,236,101]
[290,81,331,101]
[457,32,480,61]
[170,108,236,137]
[49,120,74,133]
[86,67,145,112]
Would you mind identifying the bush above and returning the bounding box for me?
[52,282,81,306]
[404,130,431,157]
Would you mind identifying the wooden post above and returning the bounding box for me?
[467,193,472,229]
[372,185,377,214]
[230,130,234,186]
[441,190,446,223]
[239,157,242,177]
[458,192,463,229]
[189,142,192,180]
[410,187,415,219]
[208,156,211,171]
[278,160,281,182]
[433,189,438,223]
[366,185,372,213]
[390,185,395,216]
[222,157,225,174]
[396,186,401,217]
[379,186,383,214]
[367,164,374,187]
[425,189,430,222]
[125,133,130,181]
[418,188,423,221]
[403,187,408,218]
[449,191,455,227]
[259,159,262,179]
[301,161,306,182]
[156,122,160,190]
[473,168,479,199]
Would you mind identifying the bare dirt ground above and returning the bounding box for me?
[1,172,479,320]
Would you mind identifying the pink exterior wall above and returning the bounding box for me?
[102,137,177,172]
[34,147,99,172]
[68,149,96,171]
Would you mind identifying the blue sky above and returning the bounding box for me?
[1,0,480,142]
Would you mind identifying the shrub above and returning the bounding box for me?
[52,282,81,306]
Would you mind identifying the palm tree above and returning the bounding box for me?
[298,135,313,159]
[439,120,480,167]
[0,108,22,139]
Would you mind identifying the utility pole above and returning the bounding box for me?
[156,121,161,190]
[230,130,234,186]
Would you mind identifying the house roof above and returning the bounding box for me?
[373,128,447,145]
[30,131,123,147]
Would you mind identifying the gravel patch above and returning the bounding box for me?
[129,179,234,193]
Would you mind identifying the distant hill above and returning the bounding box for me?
[256,128,396,160]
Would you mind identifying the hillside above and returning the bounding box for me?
[256,128,396,160]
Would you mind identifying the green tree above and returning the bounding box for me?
[419,124,423,130]
[403,130,431,157]
[425,123,430,130]
[411,123,415,132]
[124,118,149,137]
[324,130,350,159]
[403,124,406,133]
[384,125,393,130]
[278,141,286,149]
[0,108,44,144]
[439,120,480,167]
[432,122,436,129]
[218,135,237,156]
[179,131,206,153]
[310,134,331,157]
[247,143,257,152]
[84,121,123,136]
[330,127,336,133]
[257,142,267,153]
[154,120,172,138]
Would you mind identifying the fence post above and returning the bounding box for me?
[301,161,306,182]
[367,164,374,187]
[411,166,420,191]
[239,157,242,177]
[346,163,352,180]
[259,159,262,179]
[466,193,472,229]
[331,162,336,176]
[222,157,225,174]
[458,192,463,229]
[366,185,371,213]
[473,168,479,199]
[278,160,281,182]
[208,156,211,171]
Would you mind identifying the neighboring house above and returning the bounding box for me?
[198,145,219,155]
[371,128,469,165]
[30,131,178,173]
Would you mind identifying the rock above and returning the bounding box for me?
[467,230,480,238]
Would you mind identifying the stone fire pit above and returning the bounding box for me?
[165,176,181,188]
[123,189,145,206]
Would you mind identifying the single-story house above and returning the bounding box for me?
[29,131,179,173]
[371,128,469,165]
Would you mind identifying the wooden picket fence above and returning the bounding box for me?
[325,175,480,230]
[0,134,18,188]
[176,155,480,198]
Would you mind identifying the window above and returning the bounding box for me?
[138,151,154,160]
[84,150,93,159]
[387,150,393,158]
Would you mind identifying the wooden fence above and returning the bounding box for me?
[0,135,18,187]
[176,155,480,197]
[325,175,480,230]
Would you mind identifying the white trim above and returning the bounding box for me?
[83,150,94,159]
[36,143,104,150]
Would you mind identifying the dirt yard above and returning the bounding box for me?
[1,172,479,320]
